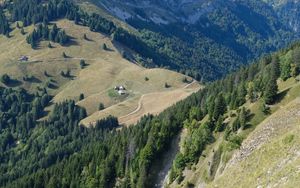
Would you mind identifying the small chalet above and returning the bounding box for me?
[114,85,126,95]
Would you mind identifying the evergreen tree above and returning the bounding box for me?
[264,75,278,104]
[280,61,291,81]
[83,33,87,40]
[79,93,84,101]
[102,43,107,50]
[16,22,20,29]
[164,82,170,88]
[232,116,241,132]
[62,52,67,58]
[215,116,224,132]
[271,55,280,78]
[291,63,299,77]
[20,27,25,35]
[212,93,227,121]
[48,42,52,48]
[0,8,10,35]
[1,74,11,85]
[80,59,86,69]
[247,81,256,102]
[239,107,247,130]
[99,103,105,111]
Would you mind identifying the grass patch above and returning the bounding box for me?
[209,145,223,181]
[282,134,295,145]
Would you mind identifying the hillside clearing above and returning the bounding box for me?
[0,19,200,126]
[81,80,200,126]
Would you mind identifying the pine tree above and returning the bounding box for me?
[20,27,25,35]
[264,75,278,104]
[215,116,224,132]
[232,117,241,132]
[164,82,170,88]
[291,63,299,77]
[271,55,280,78]
[1,74,11,85]
[80,59,86,69]
[44,71,49,77]
[102,43,107,50]
[99,103,105,111]
[62,52,67,58]
[239,107,247,130]
[16,22,20,29]
[79,93,84,101]
[280,61,291,81]
[83,33,87,40]
[247,81,256,102]
[213,93,227,121]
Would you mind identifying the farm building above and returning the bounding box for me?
[114,85,126,95]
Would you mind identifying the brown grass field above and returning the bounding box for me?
[0,19,201,126]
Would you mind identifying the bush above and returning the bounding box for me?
[227,135,243,150]
[261,103,270,114]
[79,93,84,101]
[1,74,11,85]
[283,134,294,145]
[164,82,170,88]
[102,43,107,50]
[80,59,86,69]
[98,103,105,111]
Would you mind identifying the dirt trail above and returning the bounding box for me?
[118,80,198,125]
[119,80,196,119]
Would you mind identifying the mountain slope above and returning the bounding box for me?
[0,18,200,126]
[210,95,300,187]
[94,0,300,80]
[160,43,300,187]
[1,0,300,188]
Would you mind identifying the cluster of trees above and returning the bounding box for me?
[0,88,51,152]
[82,13,116,35]
[26,23,68,48]
[0,84,198,187]
[8,0,78,27]
[113,28,178,70]
[5,0,116,36]
[0,8,10,36]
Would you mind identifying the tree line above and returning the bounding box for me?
[26,23,69,48]
[0,8,10,36]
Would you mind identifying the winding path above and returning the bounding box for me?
[118,80,197,121]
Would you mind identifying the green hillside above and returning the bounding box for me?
[163,44,300,187]
[96,0,300,80]
[1,0,300,188]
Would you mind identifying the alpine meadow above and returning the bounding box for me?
[1,0,300,188]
